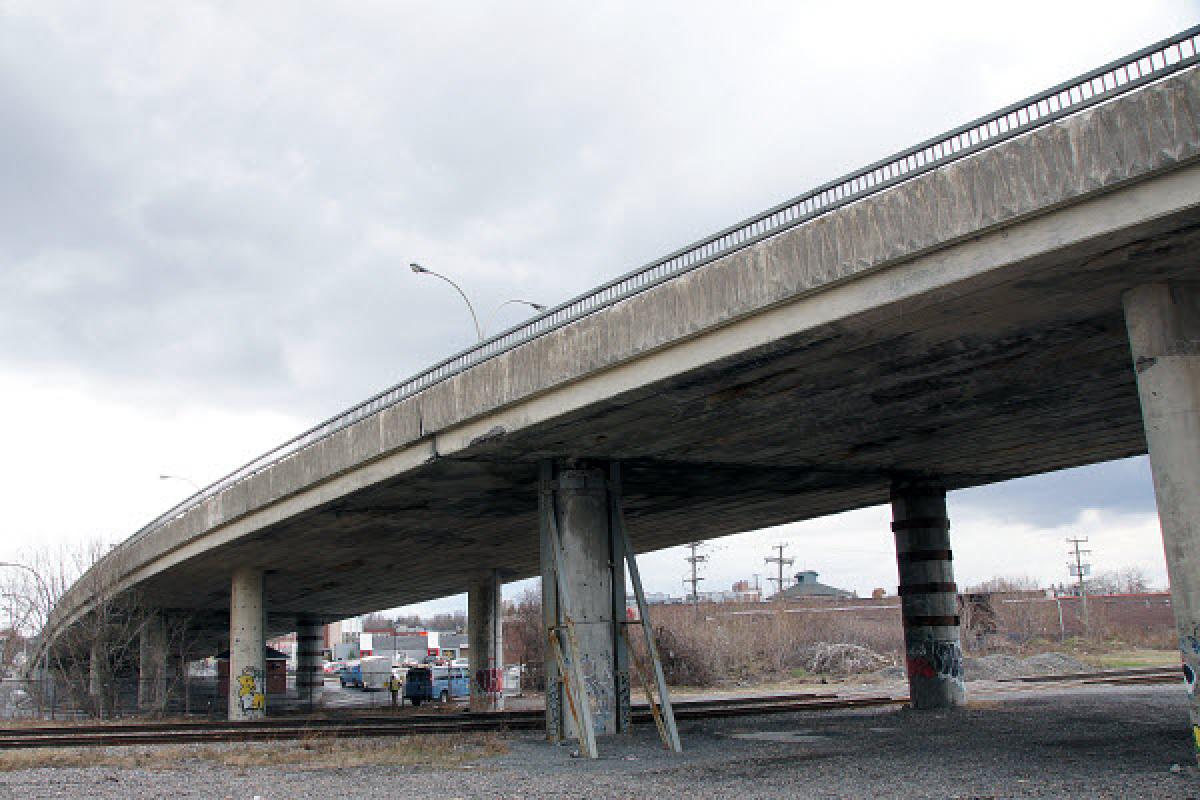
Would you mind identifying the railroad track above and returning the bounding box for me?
[0,668,1176,750]
[995,666,1179,686]
[0,693,907,750]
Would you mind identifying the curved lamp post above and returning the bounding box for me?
[482,299,547,338]
[410,263,483,342]
[410,263,545,342]
[159,474,201,492]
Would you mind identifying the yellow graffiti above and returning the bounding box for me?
[237,667,265,713]
[1193,725,1200,753]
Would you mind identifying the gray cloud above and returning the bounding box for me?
[0,3,1192,496]
[954,457,1158,526]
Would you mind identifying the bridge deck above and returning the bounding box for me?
[53,60,1200,640]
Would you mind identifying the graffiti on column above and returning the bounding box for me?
[236,665,265,715]
[581,654,614,733]
[475,667,503,696]
[1180,626,1200,697]
[906,639,963,682]
[546,676,562,740]
[616,670,631,732]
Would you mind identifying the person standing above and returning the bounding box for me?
[387,673,402,708]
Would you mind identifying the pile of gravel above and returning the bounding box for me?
[1019,652,1091,675]
[962,654,1024,681]
[799,643,892,675]
[873,651,1092,682]
[963,652,1089,681]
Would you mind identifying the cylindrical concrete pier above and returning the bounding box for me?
[89,634,111,718]
[228,566,266,720]
[138,611,168,713]
[468,570,504,712]
[540,462,629,738]
[892,480,965,710]
[295,618,324,710]
[1124,281,1200,760]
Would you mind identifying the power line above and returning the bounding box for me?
[765,543,794,600]
[683,542,708,605]
[1066,536,1092,633]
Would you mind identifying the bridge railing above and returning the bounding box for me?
[126,26,1199,548]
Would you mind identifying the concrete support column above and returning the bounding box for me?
[138,612,168,713]
[295,618,323,710]
[88,634,110,718]
[892,479,965,709]
[468,570,504,711]
[1124,281,1200,759]
[228,566,266,720]
[168,652,190,715]
[540,461,629,740]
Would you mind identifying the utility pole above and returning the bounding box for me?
[1066,536,1092,635]
[752,573,762,602]
[683,542,708,605]
[765,543,794,600]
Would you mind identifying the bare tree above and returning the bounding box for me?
[966,575,1042,593]
[503,588,543,690]
[361,612,394,631]
[425,611,467,633]
[1088,567,1152,595]
[9,541,166,719]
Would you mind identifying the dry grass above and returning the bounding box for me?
[0,733,507,773]
[1078,647,1179,670]
[0,714,194,730]
[644,605,903,687]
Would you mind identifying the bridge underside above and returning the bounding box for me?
[136,204,1200,644]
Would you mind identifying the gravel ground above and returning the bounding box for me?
[0,684,1195,799]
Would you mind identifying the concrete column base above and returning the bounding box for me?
[88,635,111,719]
[295,618,323,710]
[892,479,965,710]
[228,567,266,721]
[138,612,168,713]
[469,570,504,712]
[1124,281,1200,760]
[540,461,630,740]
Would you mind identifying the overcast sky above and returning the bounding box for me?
[1,3,1196,617]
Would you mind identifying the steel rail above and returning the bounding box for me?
[0,691,839,739]
[0,693,907,749]
[122,27,1200,551]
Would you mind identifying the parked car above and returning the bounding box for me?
[338,659,363,688]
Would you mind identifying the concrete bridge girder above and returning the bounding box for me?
[44,66,1199,637]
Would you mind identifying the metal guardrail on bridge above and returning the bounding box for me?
[127,26,1200,547]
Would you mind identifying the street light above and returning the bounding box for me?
[482,299,547,339]
[159,474,201,492]
[410,263,483,342]
[410,263,545,342]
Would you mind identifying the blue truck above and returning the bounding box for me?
[404,665,470,705]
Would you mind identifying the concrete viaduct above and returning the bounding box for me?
[46,28,1200,752]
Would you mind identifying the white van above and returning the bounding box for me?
[359,655,393,690]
